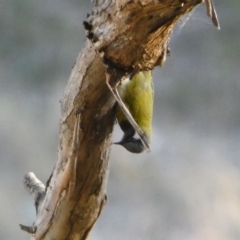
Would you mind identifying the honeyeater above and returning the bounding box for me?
[115,71,153,153]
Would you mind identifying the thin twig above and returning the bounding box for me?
[205,0,220,29]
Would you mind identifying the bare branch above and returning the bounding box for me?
[205,0,220,29]
[23,172,45,213]
[19,224,37,234]
[21,0,220,239]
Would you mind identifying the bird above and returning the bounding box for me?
[115,71,153,153]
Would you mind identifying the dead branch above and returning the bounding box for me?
[21,0,219,239]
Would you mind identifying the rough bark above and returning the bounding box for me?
[21,0,217,239]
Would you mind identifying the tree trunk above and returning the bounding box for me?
[21,0,218,239]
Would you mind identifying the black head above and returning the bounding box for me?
[114,138,145,153]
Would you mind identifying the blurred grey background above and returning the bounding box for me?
[1,0,240,239]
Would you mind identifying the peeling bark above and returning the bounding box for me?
[21,0,219,239]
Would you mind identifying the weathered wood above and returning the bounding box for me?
[21,0,219,239]
[34,42,114,239]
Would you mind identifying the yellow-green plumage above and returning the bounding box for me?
[116,71,153,152]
